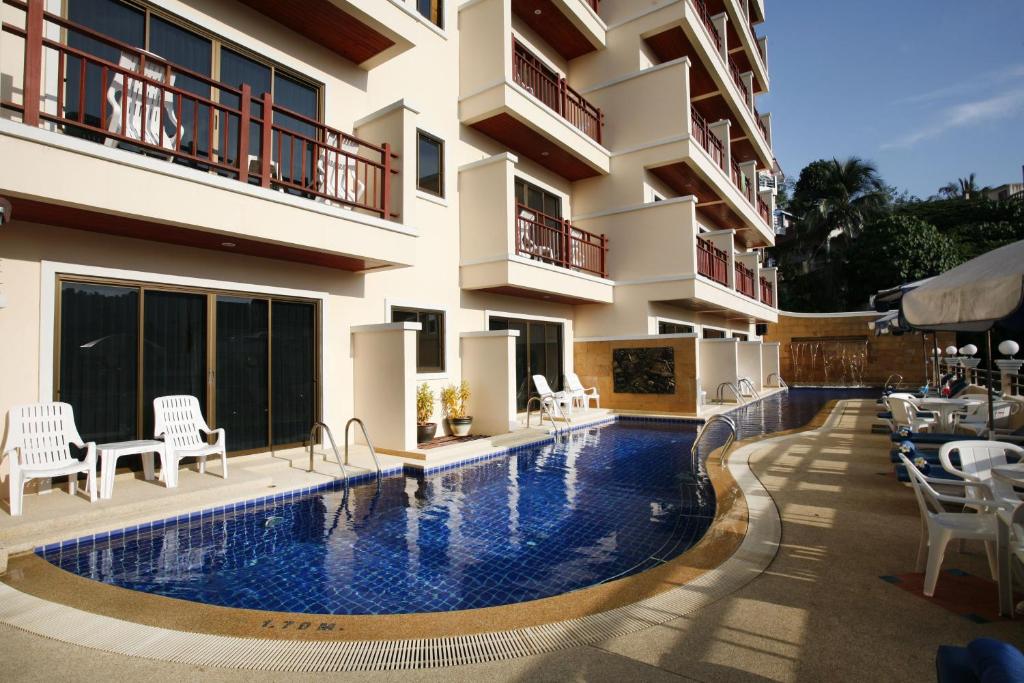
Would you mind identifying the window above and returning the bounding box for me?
[57,278,319,454]
[417,0,444,28]
[659,321,694,335]
[392,307,445,373]
[703,328,726,339]
[417,132,444,197]
[515,178,562,218]
[734,333,748,341]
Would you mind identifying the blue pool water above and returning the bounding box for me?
[41,388,876,615]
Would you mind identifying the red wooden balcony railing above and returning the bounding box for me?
[696,237,729,286]
[1,0,396,218]
[728,57,751,108]
[691,106,724,170]
[692,0,722,52]
[515,203,608,278]
[735,262,756,299]
[757,195,771,224]
[512,38,603,144]
[759,276,774,307]
[755,107,769,142]
[730,157,745,194]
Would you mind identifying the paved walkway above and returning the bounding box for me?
[2,399,1022,681]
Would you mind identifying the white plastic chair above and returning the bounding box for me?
[938,441,1024,507]
[517,209,555,261]
[4,403,97,516]
[887,395,937,433]
[565,372,600,410]
[953,401,1021,435]
[105,50,181,152]
[316,131,365,208]
[898,454,1005,596]
[532,374,573,423]
[153,395,227,488]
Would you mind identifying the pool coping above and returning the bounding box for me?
[0,397,845,671]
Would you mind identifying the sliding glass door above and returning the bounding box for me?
[57,278,318,454]
[488,317,564,410]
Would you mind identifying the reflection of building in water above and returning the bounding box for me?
[790,337,868,386]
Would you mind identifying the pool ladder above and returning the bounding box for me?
[690,414,738,471]
[767,372,788,389]
[308,418,382,484]
[525,395,572,429]
[715,382,745,405]
[737,377,761,400]
[884,373,904,392]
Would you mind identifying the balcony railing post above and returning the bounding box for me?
[382,142,393,220]
[559,78,568,119]
[237,84,252,182]
[23,0,45,126]
[259,91,273,187]
[562,218,571,270]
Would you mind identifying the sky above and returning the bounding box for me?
[759,0,1024,198]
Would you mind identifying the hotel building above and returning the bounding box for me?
[0,0,780,460]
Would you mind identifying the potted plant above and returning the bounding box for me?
[416,382,437,444]
[440,380,473,437]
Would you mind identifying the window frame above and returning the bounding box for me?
[701,326,727,339]
[416,130,445,198]
[390,305,447,375]
[63,0,325,122]
[416,0,444,29]
[657,320,694,335]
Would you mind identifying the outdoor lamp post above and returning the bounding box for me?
[996,341,1022,395]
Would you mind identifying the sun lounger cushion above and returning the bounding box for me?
[968,638,1024,683]
[936,644,977,683]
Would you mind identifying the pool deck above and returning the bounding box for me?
[3,396,1012,680]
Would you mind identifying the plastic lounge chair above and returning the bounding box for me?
[153,395,227,488]
[898,454,1005,596]
[518,209,556,261]
[565,372,600,410]
[532,374,573,423]
[953,401,1022,436]
[105,50,181,152]
[4,403,97,516]
[316,131,365,208]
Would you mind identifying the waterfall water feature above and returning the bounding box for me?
[789,339,869,386]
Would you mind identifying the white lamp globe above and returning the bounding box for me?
[945,346,958,356]
[963,344,978,356]
[999,340,1020,358]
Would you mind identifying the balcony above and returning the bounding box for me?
[0,1,415,271]
[572,197,776,322]
[460,0,609,180]
[735,261,755,299]
[760,276,774,307]
[511,0,606,60]
[459,153,613,304]
[512,39,603,144]
[697,237,729,286]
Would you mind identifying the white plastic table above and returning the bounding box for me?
[992,464,1024,617]
[96,440,165,500]
[916,397,986,431]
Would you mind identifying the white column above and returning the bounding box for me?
[996,360,1023,396]
[460,330,519,434]
[711,13,729,62]
[352,322,419,452]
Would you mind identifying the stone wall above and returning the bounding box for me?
[763,312,956,387]
[574,336,698,414]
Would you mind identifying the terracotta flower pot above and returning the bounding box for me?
[448,417,473,437]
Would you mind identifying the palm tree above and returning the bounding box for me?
[803,157,888,260]
[937,173,989,200]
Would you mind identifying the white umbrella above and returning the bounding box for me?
[900,239,1024,433]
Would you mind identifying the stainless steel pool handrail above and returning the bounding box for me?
[884,373,904,391]
[308,422,348,484]
[345,417,381,480]
[526,395,571,429]
[691,414,737,470]
[767,372,788,388]
[716,382,745,405]
[737,377,761,400]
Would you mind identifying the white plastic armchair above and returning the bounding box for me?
[565,372,600,410]
[316,131,365,208]
[898,454,1009,596]
[953,401,1021,436]
[938,441,1024,506]
[887,395,937,433]
[105,50,181,152]
[532,374,573,423]
[153,395,226,488]
[4,403,97,516]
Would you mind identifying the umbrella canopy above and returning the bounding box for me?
[872,277,933,313]
[901,240,1024,332]
[869,310,901,336]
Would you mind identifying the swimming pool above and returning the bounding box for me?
[39,388,875,615]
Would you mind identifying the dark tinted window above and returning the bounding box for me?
[392,307,445,373]
[417,132,444,196]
